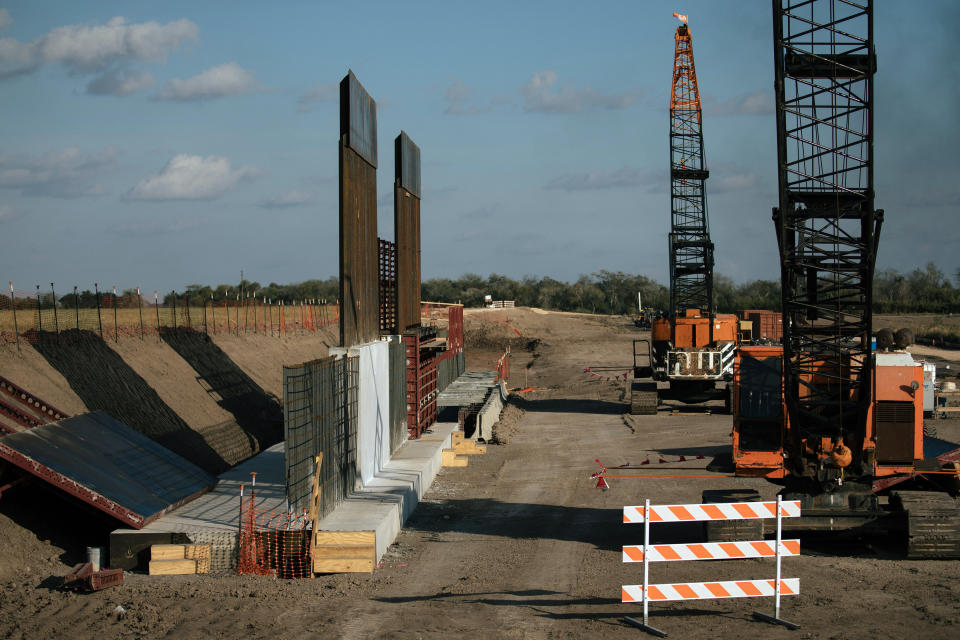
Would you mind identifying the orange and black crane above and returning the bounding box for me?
[631,14,738,414]
[719,0,960,557]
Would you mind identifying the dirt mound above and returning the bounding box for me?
[490,395,526,444]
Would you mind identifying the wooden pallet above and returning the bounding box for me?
[313,531,376,573]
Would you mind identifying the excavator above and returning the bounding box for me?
[630,13,738,415]
[714,0,960,558]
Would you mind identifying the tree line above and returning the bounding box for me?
[19,263,960,315]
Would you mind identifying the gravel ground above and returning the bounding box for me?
[1,308,959,639]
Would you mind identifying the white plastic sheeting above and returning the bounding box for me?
[331,340,391,486]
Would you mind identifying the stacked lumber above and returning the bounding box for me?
[313,531,376,574]
[148,544,211,575]
[441,448,468,467]
[452,432,486,455]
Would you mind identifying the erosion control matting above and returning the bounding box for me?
[0,411,216,529]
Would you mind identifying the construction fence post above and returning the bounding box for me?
[137,287,144,340]
[94,283,102,339]
[154,291,160,342]
[50,283,59,338]
[9,282,20,354]
[113,286,118,342]
[35,285,42,333]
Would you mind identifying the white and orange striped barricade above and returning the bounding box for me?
[622,496,800,636]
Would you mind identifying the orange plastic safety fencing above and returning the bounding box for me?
[236,490,312,578]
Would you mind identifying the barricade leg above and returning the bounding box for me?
[624,498,667,637]
[752,495,799,630]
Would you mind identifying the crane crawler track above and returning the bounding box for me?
[894,491,960,559]
[629,382,658,415]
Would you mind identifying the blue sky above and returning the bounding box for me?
[1,1,957,295]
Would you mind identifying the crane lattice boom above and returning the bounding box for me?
[669,20,714,320]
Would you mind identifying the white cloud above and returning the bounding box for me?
[0,16,196,78]
[545,167,662,191]
[443,79,498,115]
[0,36,39,77]
[155,62,260,101]
[128,154,260,201]
[712,171,758,192]
[705,90,774,116]
[258,189,315,209]
[0,147,118,197]
[0,9,12,32]
[522,70,639,113]
[297,83,337,112]
[111,217,201,236]
[86,68,154,96]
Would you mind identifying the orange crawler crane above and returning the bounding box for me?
[631,13,738,414]
[717,0,960,557]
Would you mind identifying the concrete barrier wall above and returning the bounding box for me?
[477,381,508,440]
[332,340,391,486]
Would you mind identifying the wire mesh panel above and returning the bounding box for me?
[773,0,880,451]
[282,355,358,517]
[379,238,398,335]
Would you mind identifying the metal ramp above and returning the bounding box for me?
[0,411,216,528]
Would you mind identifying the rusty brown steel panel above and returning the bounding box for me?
[339,141,379,347]
[340,71,377,168]
[395,131,420,198]
[394,184,421,333]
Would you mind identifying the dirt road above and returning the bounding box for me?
[2,308,959,638]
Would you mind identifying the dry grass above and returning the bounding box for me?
[875,314,960,345]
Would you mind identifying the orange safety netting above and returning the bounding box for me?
[236,489,312,578]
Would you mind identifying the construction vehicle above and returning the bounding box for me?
[633,293,659,329]
[630,14,738,415]
[716,0,960,558]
